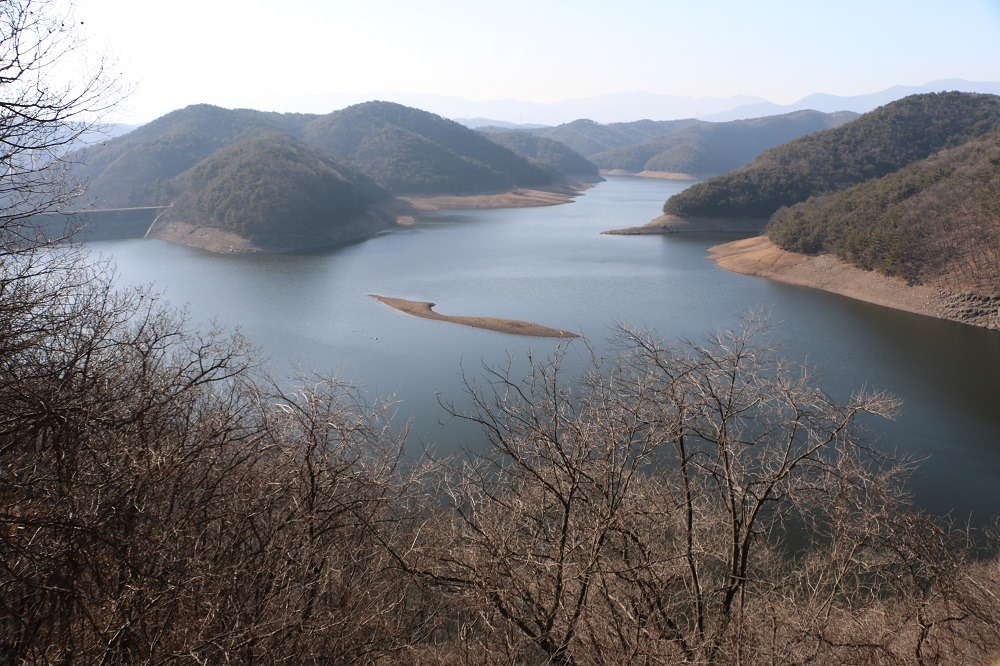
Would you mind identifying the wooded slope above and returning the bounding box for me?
[768,131,1000,293]
[663,92,1000,219]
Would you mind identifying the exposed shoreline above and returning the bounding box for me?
[145,181,597,252]
[370,295,579,339]
[147,209,397,254]
[396,180,598,223]
[604,213,768,236]
[709,236,999,330]
[600,169,700,181]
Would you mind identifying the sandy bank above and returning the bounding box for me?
[604,214,768,236]
[370,295,579,339]
[709,236,958,322]
[146,195,401,254]
[147,220,263,253]
[141,180,596,251]
[601,169,699,181]
[400,181,594,216]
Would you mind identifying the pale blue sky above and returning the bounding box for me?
[75,0,1000,123]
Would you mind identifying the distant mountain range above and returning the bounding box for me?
[473,111,856,178]
[455,118,550,130]
[436,79,1000,126]
[527,119,697,158]
[702,79,1000,121]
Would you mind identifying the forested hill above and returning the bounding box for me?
[767,131,1000,296]
[69,101,598,249]
[73,102,561,208]
[533,118,699,157]
[300,101,554,194]
[588,110,856,174]
[662,92,1000,220]
[482,130,601,179]
[73,104,312,207]
[163,131,393,246]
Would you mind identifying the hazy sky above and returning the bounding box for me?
[74,0,1000,124]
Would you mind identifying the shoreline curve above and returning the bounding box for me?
[708,236,998,330]
[370,295,579,339]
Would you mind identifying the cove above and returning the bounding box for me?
[87,175,1000,522]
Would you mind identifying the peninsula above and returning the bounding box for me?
[70,102,600,253]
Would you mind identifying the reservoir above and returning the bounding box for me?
[87,176,1000,522]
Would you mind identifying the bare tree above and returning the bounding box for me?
[0,3,439,661]
[418,345,682,664]
[408,316,1000,665]
[612,316,905,660]
[0,0,120,248]
[0,282,431,662]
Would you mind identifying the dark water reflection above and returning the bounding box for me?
[88,176,1000,522]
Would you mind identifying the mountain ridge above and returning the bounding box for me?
[260,80,1000,127]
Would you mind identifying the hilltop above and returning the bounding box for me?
[73,105,304,207]
[300,101,554,195]
[151,132,395,251]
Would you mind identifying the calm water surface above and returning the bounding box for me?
[89,176,1000,521]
